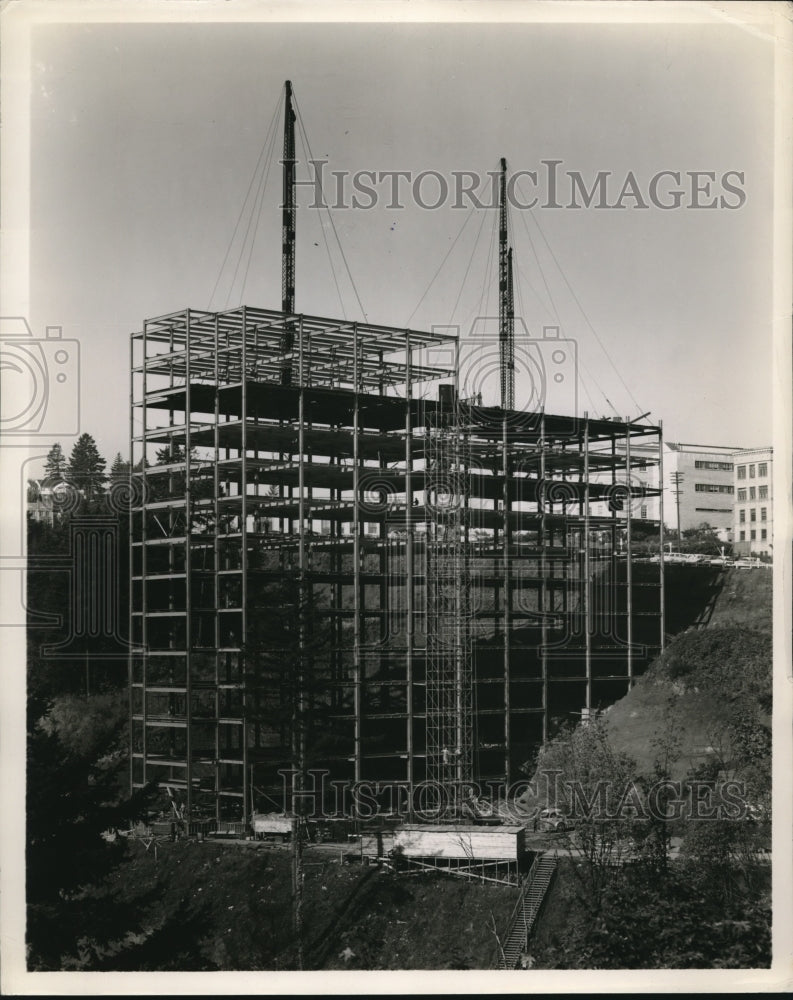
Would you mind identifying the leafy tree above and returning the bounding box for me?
[26,513,149,966]
[66,433,107,499]
[545,860,770,968]
[633,710,683,877]
[533,717,638,913]
[531,620,772,971]
[623,519,662,558]
[44,442,67,482]
[659,625,770,697]
[39,691,127,761]
[681,522,731,557]
[24,462,183,971]
[26,698,155,969]
[681,817,768,907]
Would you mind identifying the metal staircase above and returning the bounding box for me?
[498,852,557,969]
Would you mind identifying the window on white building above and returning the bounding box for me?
[694,484,733,494]
[694,460,733,471]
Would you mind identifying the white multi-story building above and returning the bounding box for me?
[645,442,737,539]
[732,447,773,557]
[600,439,736,542]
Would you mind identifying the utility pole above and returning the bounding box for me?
[498,158,515,412]
[670,471,684,547]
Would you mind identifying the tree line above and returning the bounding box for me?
[26,434,155,969]
[25,437,323,971]
[31,436,156,512]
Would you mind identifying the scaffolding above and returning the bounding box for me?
[129,305,664,822]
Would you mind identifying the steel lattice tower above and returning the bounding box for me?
[280,80,296,386]
[498,157,515,412]
[424,386,473,808]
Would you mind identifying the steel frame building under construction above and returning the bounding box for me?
[129,305,665,822]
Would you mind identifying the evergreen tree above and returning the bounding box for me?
[66,433,107,499]
[43,442,67,483]
[155,443,184,465]
[110,452,131,483]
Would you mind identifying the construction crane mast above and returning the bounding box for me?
[498,157,515,411]
[281,80,297,386]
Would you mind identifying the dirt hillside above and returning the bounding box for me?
[99,838,519,971]
[601,566,771,780]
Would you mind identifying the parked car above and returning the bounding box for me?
[648,552,710,565]
[534,807,570,832]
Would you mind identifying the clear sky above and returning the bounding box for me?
[24,9,775,466]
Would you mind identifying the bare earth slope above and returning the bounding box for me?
[100,839,518,971]
[602,567,771,780]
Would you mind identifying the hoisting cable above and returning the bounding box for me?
[235,111,282,306]
[448,207,490,329]
[208,90,282,311]
[404,202,480,329]
[291,107,348,320]
[291,86,369,322]
[513,175,643,415]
